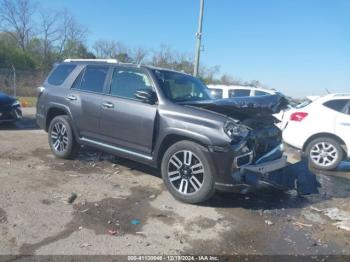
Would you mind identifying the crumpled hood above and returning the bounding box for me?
[0,92,15,106]
[180,94,289,122]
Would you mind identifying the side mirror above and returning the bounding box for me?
[135,89,156,104]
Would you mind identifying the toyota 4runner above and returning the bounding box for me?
[36,59,319,203]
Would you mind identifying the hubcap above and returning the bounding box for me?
[51,122,68,152]
[310,142,338,167]
[167,150,204,195]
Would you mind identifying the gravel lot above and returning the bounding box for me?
[0,108,350,256]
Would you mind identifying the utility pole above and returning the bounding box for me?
[193,0,204,77]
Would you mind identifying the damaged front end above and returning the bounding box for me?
[184,94,320,195]
[235,145,320,195]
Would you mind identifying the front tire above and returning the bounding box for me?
[48,115,79,159]
[305,137,343,171]
[161,141,215,204]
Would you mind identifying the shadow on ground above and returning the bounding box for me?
[0,114,38,131]
[76,147,350,213]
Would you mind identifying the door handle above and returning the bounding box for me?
[102,102,114,109]
[65,95,77,101]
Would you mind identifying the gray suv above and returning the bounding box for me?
[36,59,319,203]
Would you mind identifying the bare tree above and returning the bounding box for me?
[199,64,220,84]
[0,0,36,50]
[39,9,61,64]
[151,45,175,68]
[132,47,148,64]
[58,9,87,56]
[93,40,132,62]
[93,40,118,58]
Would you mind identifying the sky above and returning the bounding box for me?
[36,0,350,98]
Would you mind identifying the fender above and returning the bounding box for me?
[45,102,80,139]
[160,127,212,146]
[153,127,214,167]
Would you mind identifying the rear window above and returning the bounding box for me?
[73,66,109,93]
[323,99,349,113]
[228,89,250,98]
[209,88,223,99]
[48,64,76,85]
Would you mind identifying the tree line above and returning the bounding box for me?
[0,0,262,86]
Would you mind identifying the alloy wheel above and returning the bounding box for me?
[167,150,204,195]
[51,122,69,153]
[310,142,338,167]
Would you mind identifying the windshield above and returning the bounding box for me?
[152,69,212,102]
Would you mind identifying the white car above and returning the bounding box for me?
[275,97,316,130]
[283,94,350,170]
[207,85,277,99]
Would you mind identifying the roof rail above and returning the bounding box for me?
[64,59,118,63]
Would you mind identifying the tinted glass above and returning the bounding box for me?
[209,88,223,99]
[228,89,250,98]
[48,64,76,85]
[344,102,350,115]
[255,91,268,96]
[78,66,108,93]
[323,99,349,113]
[110,68,153,99]
[153,70,211,102]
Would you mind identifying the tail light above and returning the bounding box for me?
[290,112,308,122]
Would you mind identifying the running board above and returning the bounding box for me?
[80,137,153,161]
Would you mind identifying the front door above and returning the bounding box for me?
[99,66,157,155]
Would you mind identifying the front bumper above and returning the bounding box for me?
[212,144,320,195]
[0,107,22,123]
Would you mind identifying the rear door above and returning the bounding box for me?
[99,66,157,155]
[68,65,110,139]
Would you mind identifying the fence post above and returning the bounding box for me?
[11,65,16,97]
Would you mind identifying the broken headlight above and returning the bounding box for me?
[12,100,20,107]
[224,121,250,141]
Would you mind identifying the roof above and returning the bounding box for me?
[322,93,350,99]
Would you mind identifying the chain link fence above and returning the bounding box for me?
[0,68,46,97]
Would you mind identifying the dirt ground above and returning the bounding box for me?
[0,108,350,256]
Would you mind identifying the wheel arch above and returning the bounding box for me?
[45,104,79,140]
[303,132,347,157]
[45,106,70,131]
[155,134,210,168]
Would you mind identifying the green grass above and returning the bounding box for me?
[17,96,37,107]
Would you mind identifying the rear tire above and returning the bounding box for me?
[48,115,79,159]
[305,137,343,171]
[161,141,215,204]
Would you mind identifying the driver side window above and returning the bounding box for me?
[109,67,153,100]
